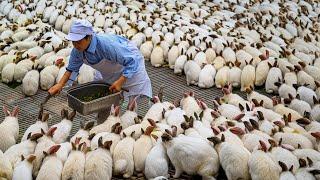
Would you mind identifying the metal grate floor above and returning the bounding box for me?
[0,62,270,179]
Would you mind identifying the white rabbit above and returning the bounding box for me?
[266,65,283,94]
[205,43,216,64]
[33,127,57,177]
[295,65,316,90]
[174,55,187,75]
[294,158,317,180]
[0,149,12,180]
[298,61,320,81]
[133,126,155,172]
[297,86,318,107]
[273,132,313,149]
[246,88,273,109]
[140,38,153,60]
[51,109,76,144]
[14,57,35,82]
[194,51,207,68]
[55,142,72,165]
[255,59,272,86]
[184,60,201,86]
[77,64,96,84]
[241,62,256,92]
[90,105,121,135]
[285,71,298,89]
[37,52,55,69]
[120,98,138,129]
[311,103,320,122]
[4,133,42,168]
[40,64,60,90]
[84,138,113,180]
[70,121,95,147]
[180,91,201,118]
[198,64,216,88]
[270,148,299,174]
[143,96,165,126]
[223,47,236,64]
[168,45,179,69]
[278,161,296,180]
[151,43,164,67]
[113,132,135,178]
[61,139,86,180]
[145,137,169,179]
[162,132,219,179]
[2,63,16,83]
[90,124,122,154]
[229,63,242,88]
[21,109,49,141]
[36,145,63,180]
[56,66,67,84]
[22,70,40,96]
[215,66,230,88]
[316,81,320,99]
[273,98,302,121]
[208,134,250,179]
[212,56,226,70]
[12,155,36,180]
[248,141,280,180]
[0,106,19,152]
[165,107,185,135]
[277,83,297,99]
[286,98,312,117]
[121,124,143,140]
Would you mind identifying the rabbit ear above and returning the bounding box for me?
[47,127,57,137]
[68,110,76,121]
[38,106,43,120]
[48,145,61,155]
[299,158,307,168]
[11,106,19,117]
[130,131,135,137]
[2,105,10,117]
[222,86,230,95]
[110,104,115,115]
[114,106,120,117]
[123,132,127,138]
[61,109,68,119]
[279,161,288,172]
[311,132,320,140]
[103,141,112,150]
[98,137,103,147]
[128,96,138,111]
[84,121,95,131]
[259,140,267,152]
[41,112,49,122]
[151,134,158,141]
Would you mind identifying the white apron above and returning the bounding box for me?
[83,41,152,100]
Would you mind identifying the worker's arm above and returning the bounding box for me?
[48,71,72,95]
[48,49,83,95]
[109,75,127,92]
[100,36,140,92]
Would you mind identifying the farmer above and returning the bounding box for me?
[48,19,152,122]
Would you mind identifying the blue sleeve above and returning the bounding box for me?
[100,38,139,79]
[66,48,83,73]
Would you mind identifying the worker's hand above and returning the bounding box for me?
[48,83,63,96]
[109,76,127,93]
